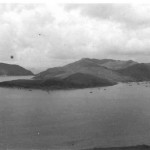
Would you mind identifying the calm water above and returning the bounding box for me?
[0,77,150,149]
[0,76,33,82]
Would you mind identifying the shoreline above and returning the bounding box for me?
[83,145,150,150]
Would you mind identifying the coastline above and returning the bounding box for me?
[83,145,150,150]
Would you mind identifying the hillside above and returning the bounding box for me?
[0,73,115,89]
[117,63,150,81]
[79,58,137,70]
[63,73,115,87]
[35,58,132,82]
[101,60,137,70]
[0,63,33,76]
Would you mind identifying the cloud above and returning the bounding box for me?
[65,4,150,29]
[0,4,55,67]
[1,3,150,72]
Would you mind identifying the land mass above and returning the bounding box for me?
[0,73,115,90]
[1,58,150,89]
[0,63,33,76]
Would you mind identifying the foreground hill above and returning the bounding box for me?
[85,145,150,150]
[35,58,132,82]
[0,73,115,89]
[0,63,33,76]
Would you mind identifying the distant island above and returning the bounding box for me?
[0,63,33,76]
[1,58,150,90]
[0,73,115,90]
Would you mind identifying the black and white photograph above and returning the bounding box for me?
[0,1,150,150]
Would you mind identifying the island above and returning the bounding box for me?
[1,58,150,90]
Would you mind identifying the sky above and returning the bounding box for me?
[1,3,150,72]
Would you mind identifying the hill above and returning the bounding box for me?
[100,59,137,70]
[0,63,33,76]
[0,73,115,89]
[117,63,150,81]
[35,58,132,82]
[1,58,150,90]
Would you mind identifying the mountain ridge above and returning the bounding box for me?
[0,63,33,76]
[34,58,137,82]
[0,58,150,90]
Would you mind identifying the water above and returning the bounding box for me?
[0,77,150,149]
[0,76,33,82]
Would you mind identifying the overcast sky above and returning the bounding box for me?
[1,3,150,72]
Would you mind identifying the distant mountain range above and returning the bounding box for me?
[34,58,133,82]
[34,58,142,82]
[0,63,33,76]
[1,58,150,89]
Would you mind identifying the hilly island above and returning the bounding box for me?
[0,58,150,90]
[0,63,33,76]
